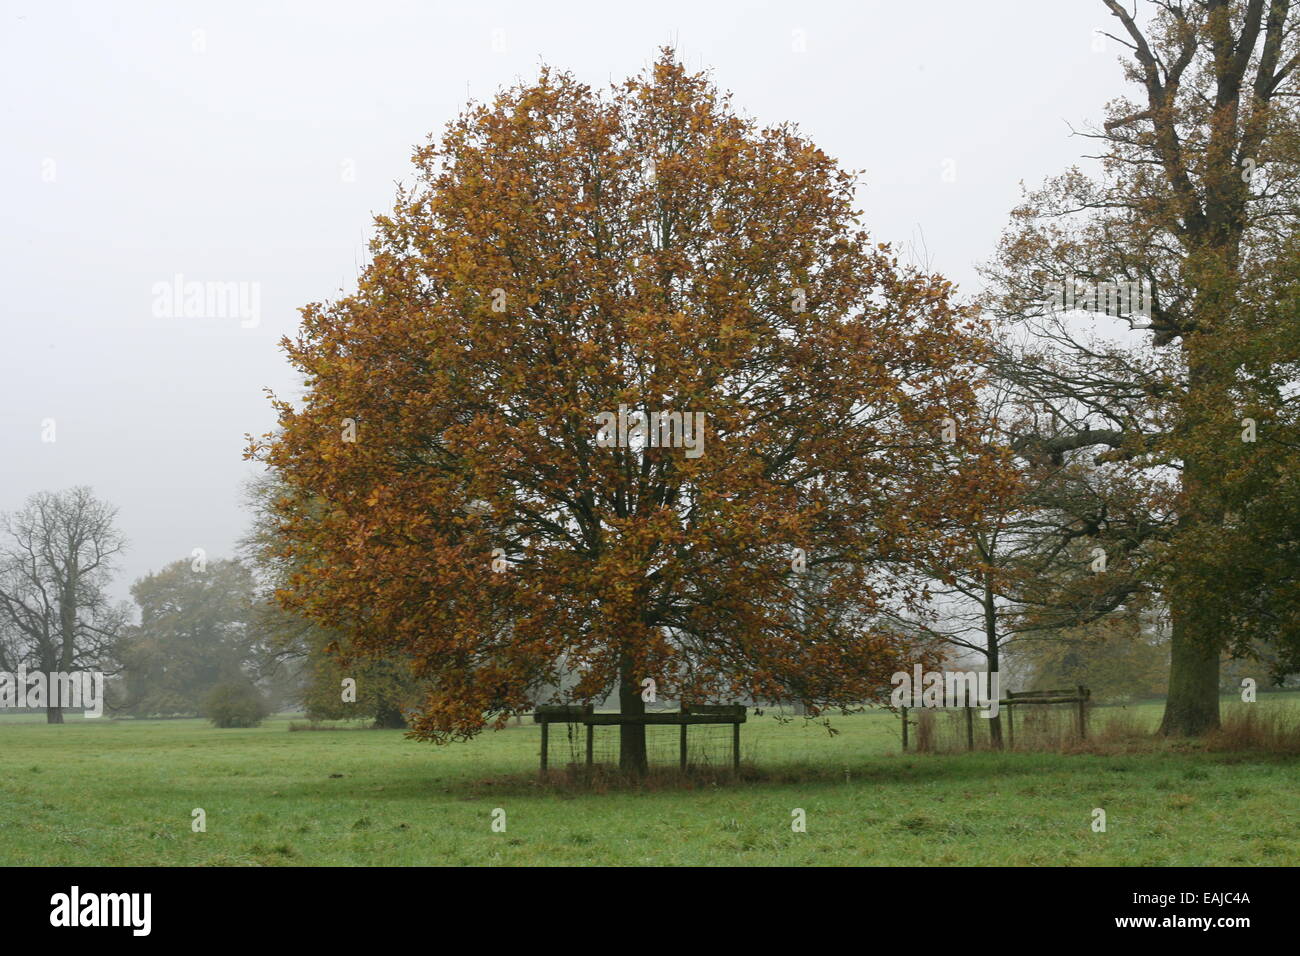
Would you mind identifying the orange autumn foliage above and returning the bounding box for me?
[249,52,1016,744]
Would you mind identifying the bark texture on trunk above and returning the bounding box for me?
[1159,348,1224,737]
[1159,610,1221,736]
[618,659,647,774]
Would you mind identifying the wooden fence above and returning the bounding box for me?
[901,685,1091,751]
[533,703,747,773]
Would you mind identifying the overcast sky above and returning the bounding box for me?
[1,0,1132,603]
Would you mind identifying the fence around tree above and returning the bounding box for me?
[532,703,747,774]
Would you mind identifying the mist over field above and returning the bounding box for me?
[1,1,1122,601]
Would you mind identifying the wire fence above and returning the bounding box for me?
[905,700,1092,753]
[543,721,742,770]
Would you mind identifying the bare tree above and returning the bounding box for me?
[982,0,1300,735]
[0,487,128,722]
[879,369,1156,745]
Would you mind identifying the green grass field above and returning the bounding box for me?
[1,696,1297,866]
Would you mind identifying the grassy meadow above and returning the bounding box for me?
[1,695,1297,866]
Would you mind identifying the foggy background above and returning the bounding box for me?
[1,0,1126,603]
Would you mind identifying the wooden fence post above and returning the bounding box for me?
[679,723,688,771]
[732,721,740,772]
[540,721,548,776]
[585,722,593,767]
[965,706,975,751]
[901,705,908,752]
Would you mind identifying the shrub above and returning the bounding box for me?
[203,681,270,728]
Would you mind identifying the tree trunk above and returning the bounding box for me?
[1159,611,1220,736]
[618,658,647,775]
[1159,346,1224,737]
[46,705,64,724]
[984,576,1003,748]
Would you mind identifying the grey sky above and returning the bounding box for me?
[1,0,1129,603]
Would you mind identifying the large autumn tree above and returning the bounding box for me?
[252,53,1011,772]
[983,1,1300,735]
